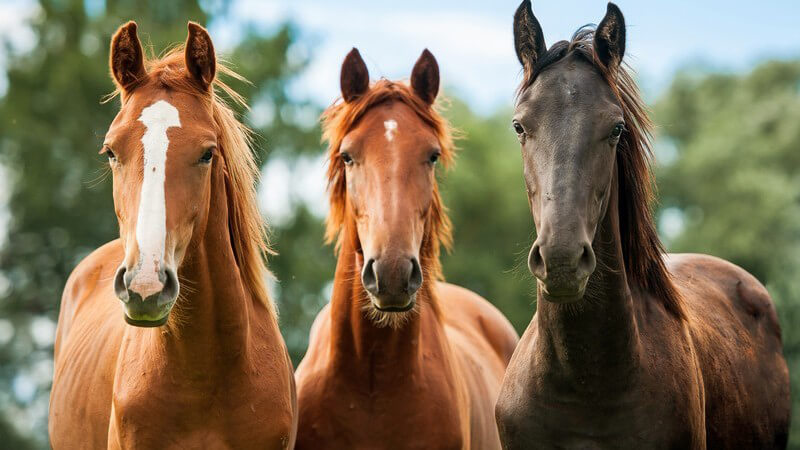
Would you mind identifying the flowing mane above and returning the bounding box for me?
[321,79,454,281]
[519,28,684,319]
[110,48,275,316]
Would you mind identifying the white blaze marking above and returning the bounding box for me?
[384,119,397,142]
[131,100,181,298]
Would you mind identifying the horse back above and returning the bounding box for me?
[49,239,126,448]
[668,253,790,449]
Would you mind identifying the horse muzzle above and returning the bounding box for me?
[114,265,179,327]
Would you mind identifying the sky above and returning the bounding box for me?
[3,0,799,110]
[210,0,800,111]
[1,0,799,224]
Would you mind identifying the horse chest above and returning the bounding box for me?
[110,370,293,449]
[297,371,466,449]
[498,392,696,449]
[497,327,704,449]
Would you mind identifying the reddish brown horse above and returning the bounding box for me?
[495,2,790,449]
[295,49,519,449]
[49,22,296,448]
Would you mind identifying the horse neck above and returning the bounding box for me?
[328,222,441,375]
[128,158,262,371]
[534,168,641,385]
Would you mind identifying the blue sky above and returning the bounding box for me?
[2,0,798,109]
[210,0,800,111]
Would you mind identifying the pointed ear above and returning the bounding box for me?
[185,22,216,91]
[110,21,147,92]
[594,3,626,71]
[340,48,369,103]
[514,0,546,75]
[410,49,439,105]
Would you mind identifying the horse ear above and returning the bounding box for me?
[514,0,546,75]
[594,3,626,71]
[110,21,147,92]
[340,48,369,103]
[410,49,439,105]
[185,22,216,91]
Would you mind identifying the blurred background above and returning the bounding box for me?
[1,0,799,447]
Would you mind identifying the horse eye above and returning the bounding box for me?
[199,148,213,163]
[610,123,625,138]
[104,148,116,162]
[513,121,524,135]
[341,152,354,166]
[429,152,440,164]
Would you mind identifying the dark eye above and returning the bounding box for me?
[610,123,625,138]
[513,121,524,135]
[104,147,116,162]
[199,148,214,163]
[429,152,440,165]
[341,152,353,166]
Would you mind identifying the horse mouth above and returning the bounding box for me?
[121,293,175,328]
[124,314,169,327]
[374,301,415,313]
[540,280,587,303]
[362,294,419,329]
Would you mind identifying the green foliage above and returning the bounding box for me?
[653,60,800,447]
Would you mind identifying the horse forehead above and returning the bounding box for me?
[359,102,435,147]
[524,58,609,109]
[107,91,211,145]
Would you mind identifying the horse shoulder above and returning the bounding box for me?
[56,239,123,336]
[50,239,126,448]
[436,282,518,450]
[666,252,790,447]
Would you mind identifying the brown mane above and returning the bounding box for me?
[519,28,684,319]
[321,79,454,281]
[111,48,275,316]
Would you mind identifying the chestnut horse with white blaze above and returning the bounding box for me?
[49,22,296,448]
[295,49,519,449]
[495,2,790,449]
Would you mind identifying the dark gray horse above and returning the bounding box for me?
[495,2,790,448]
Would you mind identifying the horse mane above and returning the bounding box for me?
[111,48,275,317]
[519,27,685,319]
[321,79,454,281]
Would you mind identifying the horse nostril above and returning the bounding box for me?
[528,242,545,278]
[577,243,596,277]
[361,258,379,296]
[407,258,422,295]
[114,266,129,302]
[159,269,180,306]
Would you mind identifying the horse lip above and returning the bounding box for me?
[541,290,583,302]
[121,291,174,327]
[124,314,168,327]
[373,301,415,312]
[540,279,587,302]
